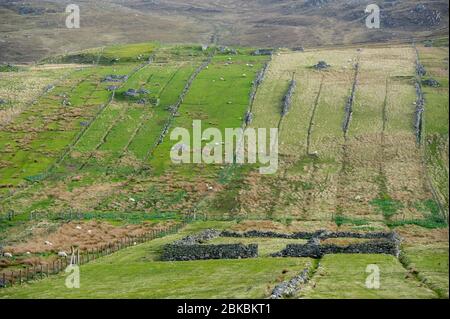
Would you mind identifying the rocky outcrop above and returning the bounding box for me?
[382,4,441,28]
[422,78,440,87]
[411,4,441,26]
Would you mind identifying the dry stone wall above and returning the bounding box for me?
[161,229,401,261]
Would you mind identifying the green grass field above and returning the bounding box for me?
[0,40,448,299]
[0,221,312,299]
[300,254,437,299]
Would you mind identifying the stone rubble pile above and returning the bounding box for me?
[269,267,311,299]
[102,74,129,82]
[314,60,330,70]
[282,79,296,116]
[422,78,440,87]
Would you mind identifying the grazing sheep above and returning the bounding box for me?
[58,251,68,258]
[3,252,13,258]
[44,241,53,246]
[75,226,82,230]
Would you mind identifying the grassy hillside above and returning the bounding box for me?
[0,221,446,299]
[0,39,448,299]
[0,0,448,63]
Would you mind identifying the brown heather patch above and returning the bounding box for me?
[118,153,142,169]
[396,225,449,245]
[4,220,177,255]
[0,160,11,169]
[29,64,89,71]
[321,238,372,246]
[70,151,83,159]
[231,220,388,233]
[47,181,124,211]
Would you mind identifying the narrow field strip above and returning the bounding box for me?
[69,61,153,170]
[144,53,215,162]
[306,76,325,155]
[299,254,438,299]
[399,244,449,298]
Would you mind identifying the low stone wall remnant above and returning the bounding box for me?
[269,266,311,299]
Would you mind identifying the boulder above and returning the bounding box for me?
[103,74,128,82]
[124,89,139,97]
[422,78,440,87]
[252,49,273,56]
[314,61,330,70]
[137,88,150,94]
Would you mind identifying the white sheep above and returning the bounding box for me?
[3,253,13,258]
[58,251,68,258]
[44,241,53,246]
[76,226,82,230]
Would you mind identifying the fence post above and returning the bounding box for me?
[2,272,5,288]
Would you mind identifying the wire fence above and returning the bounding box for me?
[0,220,187,289]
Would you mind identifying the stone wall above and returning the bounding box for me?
[272,240,399,258]
[221,230,397,240]
[161,229,400,261]
[161,243,258,261]
[269,266,311,299]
